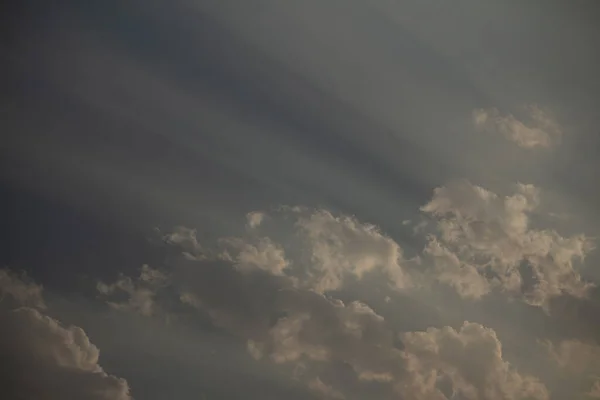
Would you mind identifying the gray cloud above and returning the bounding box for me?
[97,264,168,317]
[0,269,132,400]
[0,269,46,309]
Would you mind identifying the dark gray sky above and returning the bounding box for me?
[2,1,600,399]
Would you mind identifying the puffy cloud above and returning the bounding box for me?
[294,209,411,292]
[103,210,555,400]
[0,269,132,400]
[160,207,412,294]
[399,322,549,400]
[420,180,594,307]
[218,236,289,276]
[423,237,492,299]
[473,105,562,149]
[97,264,168,316]
[251,294,547,400]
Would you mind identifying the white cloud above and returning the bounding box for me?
[0,269,132,400]
[473,105,562,149]
[421,180,594,307]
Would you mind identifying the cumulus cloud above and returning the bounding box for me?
[420,180,594,307]
[157,207,412,294]
[399,322,549,400]
[250,295,547,400]
[295,209,411,292]
[0,269,132,400]
[102,219,551,399]
[473,105,562,149]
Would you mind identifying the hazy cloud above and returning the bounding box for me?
[542,339,600,398]
[0,269,46,309]
[97,264,168,316]
[307,377,346,400]
[473,105,562,149]
[246,211,267,229]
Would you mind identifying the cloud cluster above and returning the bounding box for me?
[473,105,562,149]
[99,213,549,399]
[399,322,549,400]
[0,269,132,400]
[420,180,594,307]
[162,207,412,294]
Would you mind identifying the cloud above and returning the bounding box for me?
[307,377,345,399]
[589,381,600,398]
[542,339,600,398]
[0,269,46,309]
[246,211,267,229]
[0,269,132,400]
[100,218,551,399]
[399,322,549,400]
[543,339,600,374]
[218,236,290,276]
[159,207,412,294]
[97,264,168,316]
[295,209,411,292]
[473,105,562,149]
[420,180,594,307]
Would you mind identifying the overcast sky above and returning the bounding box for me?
[2,1,600,399]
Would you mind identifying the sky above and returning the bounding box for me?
[2,1,600,399]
